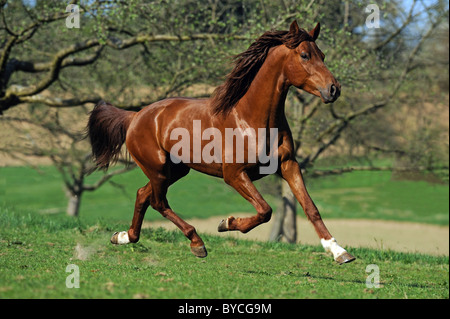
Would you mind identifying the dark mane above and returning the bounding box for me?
[211,28,314,115]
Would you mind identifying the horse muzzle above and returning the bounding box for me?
[319,83,341,103]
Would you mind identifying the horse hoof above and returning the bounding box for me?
[218,218,229,232]
[218,216,234,232]
[191,245,208,258]
[110,231,130,245]
[335,251,356,264]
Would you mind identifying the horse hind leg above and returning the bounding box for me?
[149,161,207,257]
[111,163,205,257]
[148,173,207,258]
[110,177,206,257]
[111,182,152,245]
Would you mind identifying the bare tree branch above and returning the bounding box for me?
[11,46,104,74]
[82,163,137,191]
[371,0,418,51]
[0,30,249,113]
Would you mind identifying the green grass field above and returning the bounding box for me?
[0,165,448,299]
[1,166,448,225]
[308,170,449,225]
[0,207,448,299]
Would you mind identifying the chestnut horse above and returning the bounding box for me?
[87,21,355,264]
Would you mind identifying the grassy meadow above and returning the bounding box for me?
[0,165,448,225]
[0,165,449,299]
[0,207,448,299]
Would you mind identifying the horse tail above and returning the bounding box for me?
[87,100,136,170]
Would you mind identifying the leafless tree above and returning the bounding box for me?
[1,106,136,216]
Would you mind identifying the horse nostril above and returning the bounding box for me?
[319,84,340,103]
[330,84,337,97]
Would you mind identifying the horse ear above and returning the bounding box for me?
[309,22,320,41]
[289,20,300,35]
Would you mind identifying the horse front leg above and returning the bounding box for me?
[218,169,272,233]
[280,159,355,264]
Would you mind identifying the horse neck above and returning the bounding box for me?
[234,46,290,127]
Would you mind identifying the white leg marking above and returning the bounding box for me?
[112,231,130,245]
[321,237,347,260]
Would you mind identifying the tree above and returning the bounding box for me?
[0,105,136,216]
[0,0,256,113]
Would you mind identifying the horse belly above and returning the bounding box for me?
[187,162,224,178]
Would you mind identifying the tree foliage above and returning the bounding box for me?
[1,0,448,222]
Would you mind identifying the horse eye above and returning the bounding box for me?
[300,52,309,61]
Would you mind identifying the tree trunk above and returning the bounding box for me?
[269,179,297,243]
[66,191,81,217]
